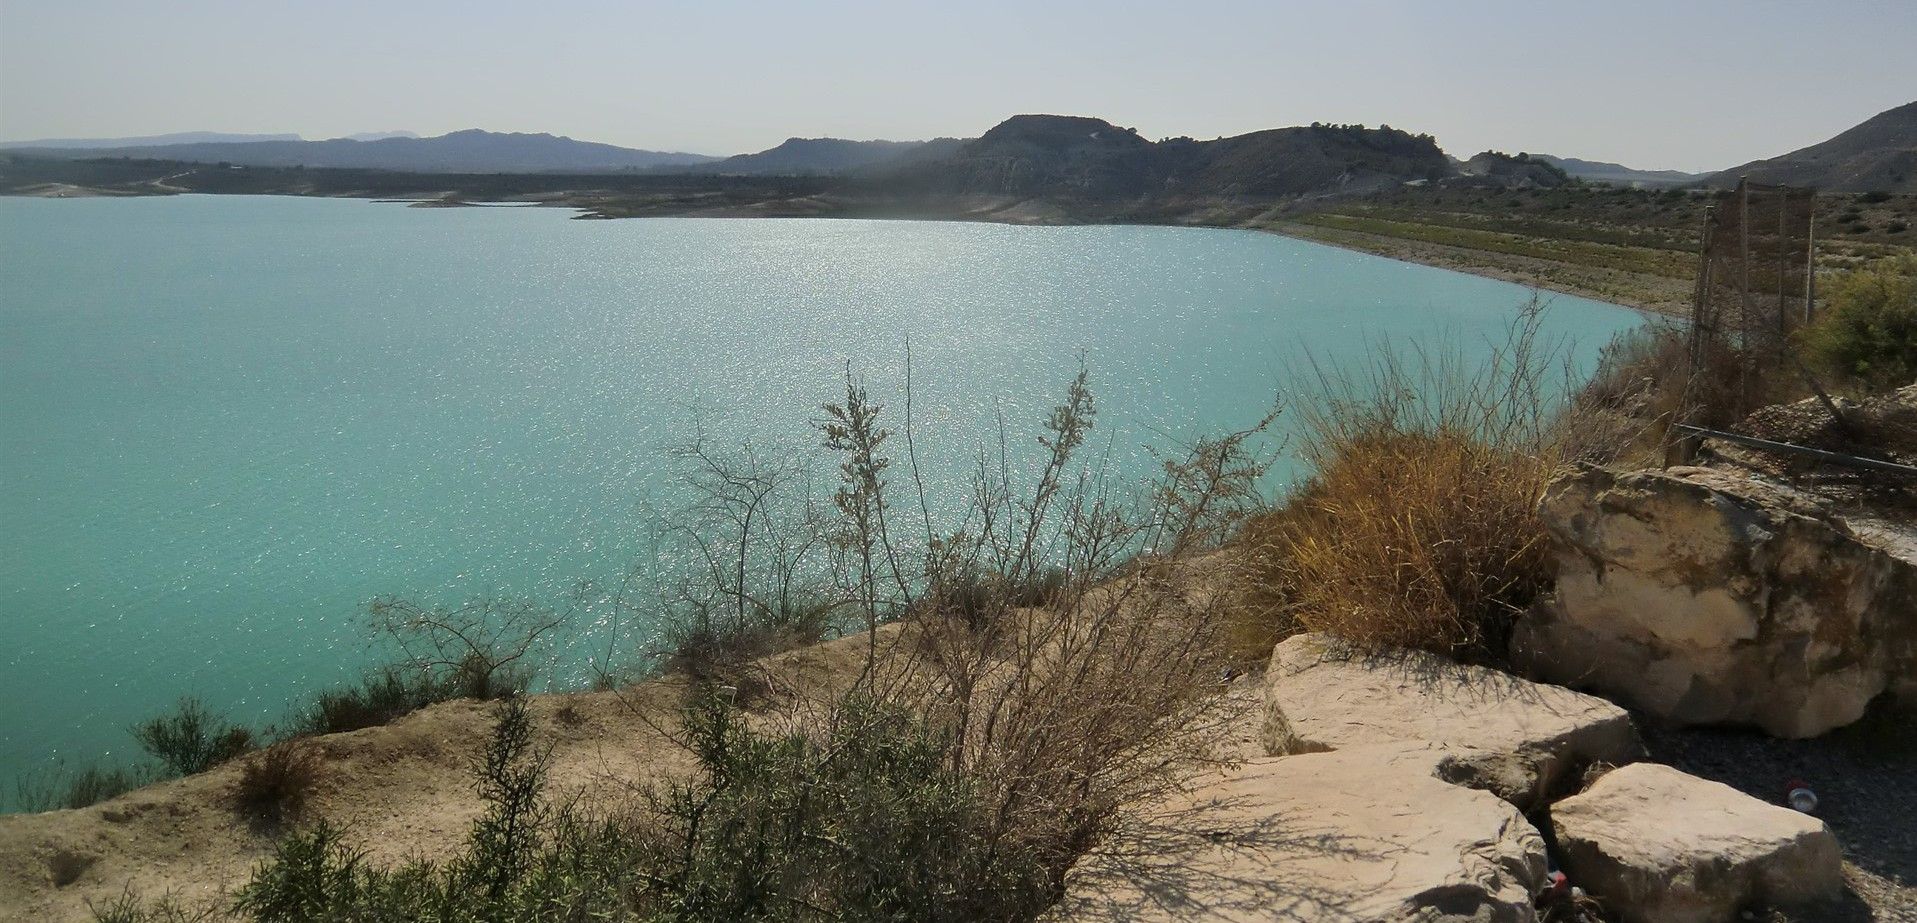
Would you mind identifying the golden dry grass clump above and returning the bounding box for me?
[1234,303,1605,662]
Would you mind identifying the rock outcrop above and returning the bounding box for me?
[1513,464,1917,737]
[1048,743,1548,922]
[1551,763,1844,923]
[1264,634,1642,808]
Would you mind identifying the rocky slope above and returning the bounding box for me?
[1706,100,1917,193]
[866,115,1451,202]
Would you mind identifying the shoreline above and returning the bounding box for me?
[4,183,1684,317]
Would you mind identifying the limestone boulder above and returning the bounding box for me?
[1048,743,1548,922]
[1551,762,1843,923]
[1263,633,1642,808]
[1514,464,1917,738]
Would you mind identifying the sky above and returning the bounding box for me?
[1,0,1912,172]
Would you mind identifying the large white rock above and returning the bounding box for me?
[1513,465,1917,738]
[1048,743,1548,922]
[1550,762,1843,923]
[1263,633,1642,808]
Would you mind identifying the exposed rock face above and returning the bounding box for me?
[1263,634,1642,808]
[1551,763,1843,923]
[1047,743,1548,922]
[1514,465,1917,738]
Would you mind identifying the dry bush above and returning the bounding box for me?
[234,739,321,821]
[632,359,1276,900]
[816,363,1275,884]
[638,432,838,695]
[1237,304,1580,661]
[1565,321,1690,465]
[365,597,568,701]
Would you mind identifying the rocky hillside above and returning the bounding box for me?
[1706,100,1917,193]
[871,115,1451,201]
[1450,151,1572,189]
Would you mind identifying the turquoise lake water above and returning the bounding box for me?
[0,195,1642,799]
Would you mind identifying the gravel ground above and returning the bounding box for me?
[1642,713,1917,922]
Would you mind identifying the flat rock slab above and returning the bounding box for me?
[1263,633,1642,808]
[1551,762,1843,923]
[1047,743,1548,922]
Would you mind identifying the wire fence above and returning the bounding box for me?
[1686,178,1818,423]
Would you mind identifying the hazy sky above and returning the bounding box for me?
[2,0,1912,171]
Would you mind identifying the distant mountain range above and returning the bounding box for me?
[8,102,1915,195]
[1533,155,1703,188]
[0,131,303,149]
[4,129,717,173]
[1704,101,1917,193]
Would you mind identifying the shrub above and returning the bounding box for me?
[366,598,565,702]
[1238,307,1570,660]
[1803,253,1917,392]
[280,598,566,740]
[234,740,322,821]
[645,432,840,688]
[1564,321,1690,462]
[138,364,1270,921]
[88,892,217,923]
[60,765,149,810]
[923,566,1066,637]
[296,668,441,736]
[659,596,835,693]
[131,699,255,777]
[230,692,1048,922]
[12,762,152,812]
[637,690,1051,922]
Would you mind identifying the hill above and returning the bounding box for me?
[0,131,301,149]
[873,115,1450,200]
[692,137,937,174]
[6,129,718,173]
[1705,101,1917,193]
[1449,151,1572,189]
[1534,154,1703,188]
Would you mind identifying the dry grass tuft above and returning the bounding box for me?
[234,739,321,821]
[1236,303,1585,662]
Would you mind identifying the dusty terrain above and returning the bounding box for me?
[0,626,903,920]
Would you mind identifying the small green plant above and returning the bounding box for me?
[131,699,255,777]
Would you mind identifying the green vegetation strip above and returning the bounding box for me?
[1293,213,1697,279]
